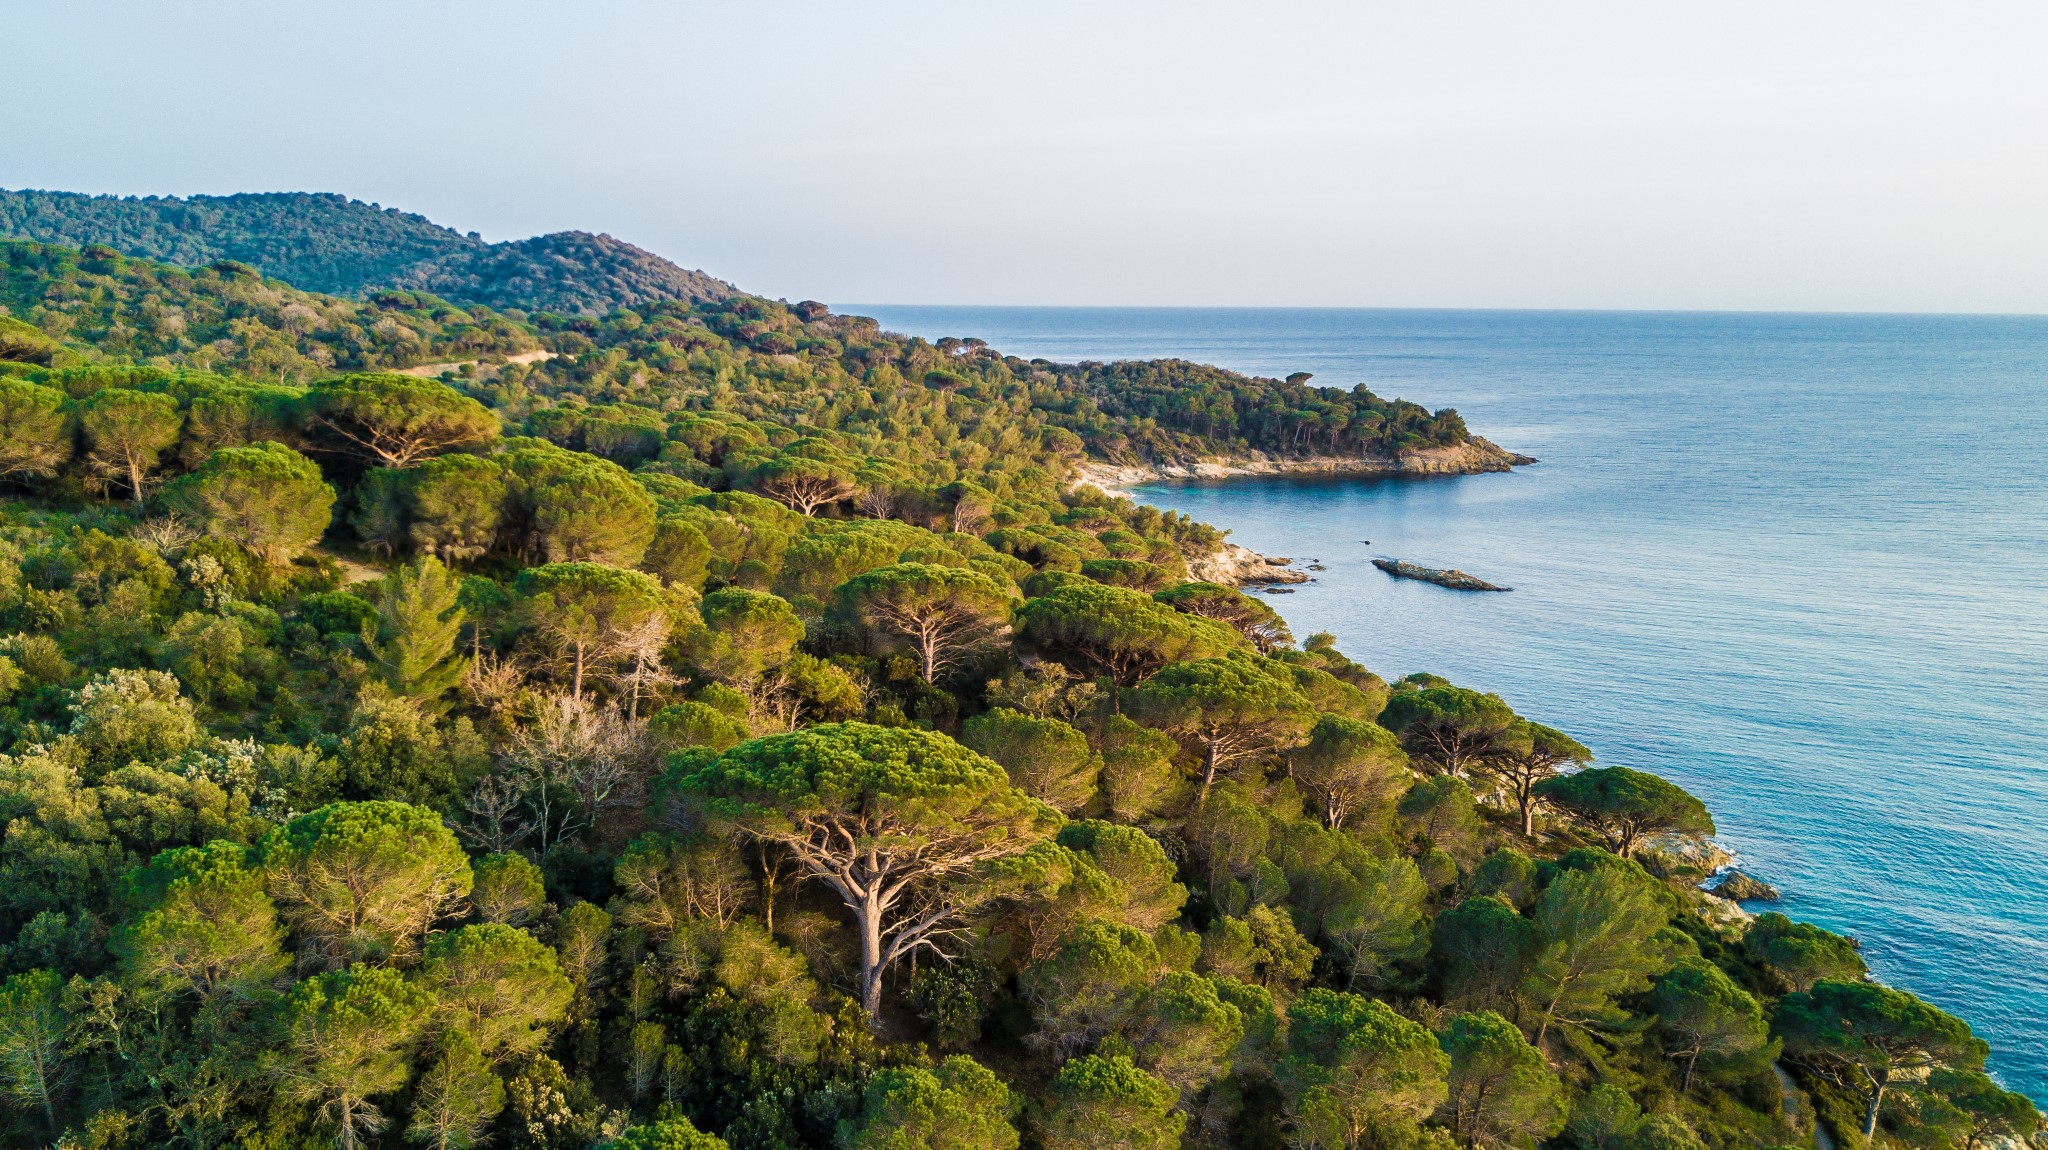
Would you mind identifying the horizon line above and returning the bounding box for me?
[838,302,2048,320]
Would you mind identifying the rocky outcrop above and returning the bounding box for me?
[1189,543,1309,586]
[1709,871,1781,902]
[1640,836,1783,919]
[1646,834,1738,873]
[1392,437,1538,474]
[1695,893,1755,931]
[1072,436,1535,492]
[1372,559,1510,592]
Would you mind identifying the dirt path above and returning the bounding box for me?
[390,348,556,378]
[1775,1063,1838,1150]
[314,548,385,587]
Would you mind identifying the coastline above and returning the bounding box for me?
[1072,435,1535,492]
[1083,436,1534,588]
[1109,445,1781,928]
[1189,542,1312,586]
[887,309,2048,1109]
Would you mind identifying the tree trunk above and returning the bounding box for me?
[1682,1048,1699,1093]
[1534,986,1567,1047]
[338,1095,361,1150]
[1520,793,1536,837]
[1462,1081,1495,1145]
[1198,741,1220,804]
[127,453,145,504]
[571,642,585,702]
[1863,1070,1888,1139]
[759,844,780,934]
[858,897,886,1023]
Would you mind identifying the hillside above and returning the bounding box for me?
[0,188,734,315]
[0,239,539,382]
[390,228,734,314]
[0,237,1484,470]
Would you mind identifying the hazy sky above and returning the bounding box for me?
[7,2,2046,311]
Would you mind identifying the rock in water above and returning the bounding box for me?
[1710,871,1781,902]
[1371,558,1510,592]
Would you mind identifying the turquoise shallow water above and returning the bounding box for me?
[851,305,2048,1098]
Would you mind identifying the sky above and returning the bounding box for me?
[6,1,2046,312]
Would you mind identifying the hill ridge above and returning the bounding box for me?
[0,187,733,315]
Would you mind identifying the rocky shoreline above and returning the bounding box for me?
[1091,437,1839,1108]
[1109,433,1829,1091]
[1188,543,1311,586]
[1073,436,1536,491]
[1080,438,1533,590]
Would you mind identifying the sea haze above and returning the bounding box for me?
[849,305,2048,1099]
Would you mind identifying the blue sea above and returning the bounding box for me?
[850,305,2048,1098]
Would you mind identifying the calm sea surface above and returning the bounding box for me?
[850,305,2048,1098]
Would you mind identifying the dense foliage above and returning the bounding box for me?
[1,229,1470,469]
[0,241,538,383]
[0,191,733,315]
[1074,360,1470,460]
[0,233,2025,1150]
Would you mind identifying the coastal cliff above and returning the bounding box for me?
[1073,435,1535,490]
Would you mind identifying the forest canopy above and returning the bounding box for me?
[0,190,734,315]
[0,227,2021,1150]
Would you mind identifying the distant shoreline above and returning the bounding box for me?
[1080,438,1532,588]
[1073,436,1534,491]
